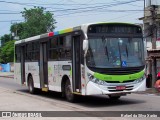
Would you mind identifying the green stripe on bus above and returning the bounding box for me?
[94,70,144,83]
[14,44,16,62]
[70,69,72,76]
[59,28,73,34]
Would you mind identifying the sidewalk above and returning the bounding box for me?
[0,72,14,78]
[137,88,160,96]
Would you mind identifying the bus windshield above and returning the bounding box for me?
[86,37,144,68]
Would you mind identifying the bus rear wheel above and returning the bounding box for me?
[28,76,35,94]
[108,95,121,100]
[65,80,76,102]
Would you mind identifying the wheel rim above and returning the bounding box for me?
[29,82,32,92]
[28,78,33,93]
[66,84,72,98]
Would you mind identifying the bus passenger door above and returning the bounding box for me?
[72,35,81,92]
[40,42,48,91]
[20,46,25,84]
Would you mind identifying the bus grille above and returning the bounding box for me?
[107,85,134,92]
[100,85,134,92]
[105,80,135,83]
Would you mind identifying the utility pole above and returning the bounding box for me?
[150,4,158,87]
[150,5,157,49]
[11,21,19,40]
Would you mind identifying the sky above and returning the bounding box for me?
[0,0,146,38]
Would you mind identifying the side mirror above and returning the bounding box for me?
[83,39,88,51]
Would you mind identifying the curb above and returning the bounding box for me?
[135,88,160,96]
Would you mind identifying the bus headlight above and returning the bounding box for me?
[135,75,145,83]
[87,73,106,85]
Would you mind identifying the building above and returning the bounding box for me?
[140,0,160,87]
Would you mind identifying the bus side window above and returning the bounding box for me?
[59,36,64,46]
[32,42,40,61]
[58,35,71,60]
[15,46,21,62]
[59,36,65,60]
[65,35,71,59]
[50,37,58,48]
[25,43,32,61]
[49,37,58,60]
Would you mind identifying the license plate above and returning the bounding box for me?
[116,86,126,90]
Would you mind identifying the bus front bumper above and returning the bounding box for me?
[86,78,146,95]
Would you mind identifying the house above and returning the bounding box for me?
[139,0,160,87]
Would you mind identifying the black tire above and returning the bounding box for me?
[64,80,76,102]
[28,76,35,94]
[108,95,121,100]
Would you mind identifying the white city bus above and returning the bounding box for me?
[14,22,146,102]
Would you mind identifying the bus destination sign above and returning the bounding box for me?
[88,24,142,34]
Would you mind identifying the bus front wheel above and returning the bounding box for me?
[65,80,76,102]
[28,76,35,94]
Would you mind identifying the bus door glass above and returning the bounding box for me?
[20,45,25,84]
[58,35,72,88]
[40,42,48,89]
[72,35,81,92]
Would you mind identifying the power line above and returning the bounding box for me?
[0,1,144,20]
[0,12,20,14]
[53,1,144,17]
[112,0,142,7]
[0,0,144,16]
[0,0,144,15]
[0,0,142,6]
[0,9,144,15]
[55,9,141,19]
[0,0,143,9]
[54,9,143,17]
[0,0,116,7]
[0,10,20,12]
[0,20,23,22]
[107,12,141,21]
[0,0,35,7]
[49,0,143,12]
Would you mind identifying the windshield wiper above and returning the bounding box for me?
[102,37,109,61]
[105,45,109,61]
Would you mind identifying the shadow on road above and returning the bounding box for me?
[16,89,146,108]
[76,95,146,107]
[1,77,146,108]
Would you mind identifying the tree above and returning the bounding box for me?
[0,34,13,46]
[10,22,25,40]
[0,40,15,63]
[0,7,56,63]
[10,7,56,39]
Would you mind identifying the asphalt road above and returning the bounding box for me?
[0,77,160,119]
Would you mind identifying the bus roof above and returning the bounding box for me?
[15,22,141,45]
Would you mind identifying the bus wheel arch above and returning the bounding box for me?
[61,75,76,102]
[65,79,76,102]
[61,75,69,97]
